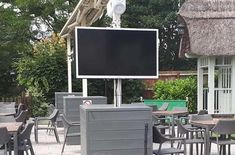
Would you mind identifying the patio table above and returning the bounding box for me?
[0,122,23,155]
[190,118,235,155]
[152,110,188,136]
[0,112,16,116]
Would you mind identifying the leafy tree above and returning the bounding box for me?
[122,0,196,71]
[0,3,31,96]
[16,34,68,115]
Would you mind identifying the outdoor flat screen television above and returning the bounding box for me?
[75,27,159,79]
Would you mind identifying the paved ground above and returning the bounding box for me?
[30,126,234,155]
[31,127,81,155]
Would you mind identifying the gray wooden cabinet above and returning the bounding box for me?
[80,104,152,155]
[54,92,82,126]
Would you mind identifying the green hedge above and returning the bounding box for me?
[153,77,197,113]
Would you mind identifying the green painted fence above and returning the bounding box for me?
[144,99,187,111]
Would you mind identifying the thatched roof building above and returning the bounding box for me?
[178,0,235,57]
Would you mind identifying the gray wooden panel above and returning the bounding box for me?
[88,111,151,121]
[80,105,152,155]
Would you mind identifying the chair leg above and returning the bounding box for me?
[53,127,60,143]
[34,123,38,144]
[61,129,69,154]
[217,144,220,155]
[25,150,29,155]
[28,140,35,155]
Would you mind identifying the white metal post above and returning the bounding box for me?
[110,0,125,107]
[197,58,203,111]
[208,57,215,114]
[83,79,88,97]
[67,36,72,93]
[231,56,235,113]
[81,19,88,97]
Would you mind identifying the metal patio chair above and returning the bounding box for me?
[34,108,60,143]
[0,127,10,155]
[210,120,235,155]
[158,102,169,111]
[15,110,28,124]
[60,114,80,154]
[152,126,186,155]
[8,121,35,155]
[175,119,204,155]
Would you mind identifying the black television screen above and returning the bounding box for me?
[75,27,159,79]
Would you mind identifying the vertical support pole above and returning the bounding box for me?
[83,79,88,97]
[117,79,122,107]
[112,13,122,107]
[231,56,235,113]
[67,36,72,93]
[81,20,88,97]
[208,57,215,114]
[114,79,117,107]
[197,58,203,111]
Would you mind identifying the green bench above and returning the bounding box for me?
[143,99,187,111]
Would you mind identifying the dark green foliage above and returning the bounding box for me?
[16,34,68,116]
[87,79,145,104]
[153,77,197,113]
[29,95,48,117]
[0,4,31,96]
[122,0,196,71]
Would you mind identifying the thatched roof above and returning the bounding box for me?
[178,0,235,57]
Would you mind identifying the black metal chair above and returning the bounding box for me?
[15,103,24,118]
[158,102,169,111]
[9,121,35,155]
[60,114,80,154]
[175,119,204,155]
[15,110,28,123]
[0,127,10,155]
[34,108,60,143]
[210,120,235,155]
[197,110,208,115]
[152,126,186,155]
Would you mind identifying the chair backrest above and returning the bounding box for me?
[18,121,34,141]
[15,110,28,123]
[147,105,158,112]
[175,119,188,135]
[158,102,169,111]
[152,126,168,144]
[47,104,55,115]
[0,127,10,145]
[172,107,188,111]
[198,110,208,115]
[60,114,71,128]
[211,120,235,135]
[48,109,59,123]
[15,103,24,117]
[190,114,213,121]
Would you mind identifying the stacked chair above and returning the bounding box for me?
[8,121,35,155]
[175,119,204,155]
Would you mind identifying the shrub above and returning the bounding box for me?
[153,77,197,113]
[16,34,68,116]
